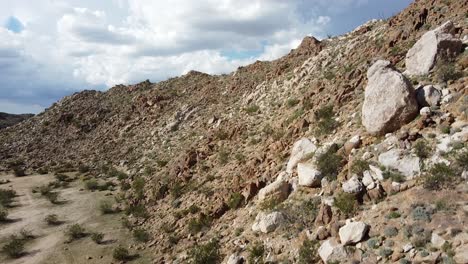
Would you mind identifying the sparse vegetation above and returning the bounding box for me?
[44,214,61,225]
[188,214,212,234]
[298,239,320,264]
[436,63,462,82]
[314,105,338,135]
[315,146,343,180]
[0,206,8,221]
[188,239,220,264]
[384,226,399,238]
[286,98,300,108]
[413,139,431,159]
[334,192,357,216]
[133,228,150,243]
[248,242,265,264]
[351,159,370,175]
[66,224,87,241]
[423,163,455,190]
[227,192,244,209]
[218,149,229,165]
[125,204,149,218]
[2,236,25,258]
[132,176,145,200]
[84,179,99,191]
[99,200,114,214]
[13,167,26,177]
[245,105,260,115]
[0,188,16,207]
[91,232,104,244]
[383,169,405,183]
[113,245,131,261]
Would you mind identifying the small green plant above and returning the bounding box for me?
[133,229,150,243]
[188,204,200,214]
[412,206,432,222]
[298,239,320,264]
[188,239,220,264]
[91,232,104,244]
[383,170,405,183]
[214,129,229,140]
[423,163,455,190]
[386,211,401,219]
[379,247,393,258]
[44,191,59,204]
[314,104,338,135]
[413,139,431,159]
[286,98,300,108]
[84,179,99,191]
[2,236,25,258]
[227,192,244,209]
[248,242,265,264]
[0,206,8,221]
[245,105,260,115]
[436,63,462,82]
[99,200,114,214]
[334,192,356,216]
[455,150,468,171]
[132,177,145,200]
[258,197,282,211]
[44,214,61,225]
[351,160,369,175]
[440,125,451,134]
[315,147,343,180]
[171,182,184,199]
[218,150,229,165]
[384,226,399,238]
[367,238,380,249]
[54,173,70,182]
[66,224,87,241]
[125,204,149,218]
[0,188,16,207]
[113,245,131,261]
[234,227,244,236]
[188,214,212,234]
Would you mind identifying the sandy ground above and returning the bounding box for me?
[0,173,153,264]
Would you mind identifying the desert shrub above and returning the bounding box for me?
[248,242,265,264]
[78,164,90,173]
[188,239,220,264]
[0,188,16,207]
[113,245,131,261]
[38,185,52,195]
[44,191,59,204]
[156,159,168,167]
[91,232,104,244]
[44,214,61,225]
[245,105,260,115]
[440,125,451,134]
[384,226,399,238]
[99,201,114,214]
[423,163,455,190]
[367,238,380,249]
[298,240,320,264]
[379,247,393,258]
[234,153,246,163]
[125,204,148,219]
[54,173,71,182]
[188,214,212,235]
[455,150,468,171]
[412,206,432,222]
[386,211,401,219]
[188,205,200,214]
[0,206,8,221]
[411,230,431,248]
[259,196,282,211]
[37,167,48,175]
[171,182,184,199]
[2,236,25,258]
[315,147,343,180]
[351,160,370,175]
[314,105,338,135]
[13,166,26,177]
[168,235,180,245]
[334,192,356,216]
[227,192,244,209]
[66,224,87,241]
[133,229,150,243]
[413,139,431,159]
[436,63,462,82]
[218,150,229,165]
[84,179,99,191]
[132,177,145,200]
[214,129,229,140]
[286,98,300,108]
[383,170,405,183]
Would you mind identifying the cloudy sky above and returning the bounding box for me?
[0,0,412,114]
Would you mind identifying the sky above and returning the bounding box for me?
[0,0,412,114]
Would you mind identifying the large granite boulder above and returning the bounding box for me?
[362,60,418,135]
[286,138,317,173]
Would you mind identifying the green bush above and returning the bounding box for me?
[314,105,338,135]
[436,63,462,82]
[227,192,244,209]
[248,242,265,264]
[334,192,356,216]
[245,105,260,115]
[188,205,200,214]
[455,150,468,171]
[315,147,343,180]
[298,240,320,264]
[423,163,455,190]
[13,166,26,177]
[113,245,131,261]
[383,170,405,183]
[412,206,432,222]
[44,191,59,204]
[133,229,150,243]
[351,160,369,175]
[413,139,431,159]
[286,98,300,108]
[0,188,16,207]
[125,204,149,219]
[218,150,229,165]
[99,201,114,214]
[384,227,399,238]
[44,214,61,225]
[188,215,212,235]
[386,211,401,219]
[78,164,90,173]
[55,173,71,182]
[66,224,87,241]
[0,206,8,221]
[2,236,25,258]
[188,239,220,264]
[91,232,104,244]
[132,177,145,200]
[84,179,99,191]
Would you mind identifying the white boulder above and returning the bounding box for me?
[339,221,369,245]
[420,106,431,117]
[297,162,322,187]
[405,21,463,76]
[318,238,348,263]
[286,138,317,173]
[416,85,441,107]
[252,211,284,233]
[257,174,289,202]
[342,175,364,194]
[431,233,446,248]
[378,149,420,179]
[362,60,418,134]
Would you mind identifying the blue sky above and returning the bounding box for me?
[0,0,412,114]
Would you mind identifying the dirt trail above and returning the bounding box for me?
[0,173,152,264]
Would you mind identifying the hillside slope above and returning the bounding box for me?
[0,0,467,263]
[0,112,34,129]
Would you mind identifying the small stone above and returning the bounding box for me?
[420,107,431,116]
[339,221,369,245]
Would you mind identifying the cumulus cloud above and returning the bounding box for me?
[0,0,411,113]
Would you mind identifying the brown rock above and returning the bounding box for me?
[315,204,333,226]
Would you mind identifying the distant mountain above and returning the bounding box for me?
[0,112,34,129]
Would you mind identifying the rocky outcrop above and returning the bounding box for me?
[405,21,463,76]
[342,175,364,194]
[257,173,290,202]
[362,60,418,135]
[378,149,420,179]
[286,138,317,173]
[416,85,442,107]
[251,211,284,233]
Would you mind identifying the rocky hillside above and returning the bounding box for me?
[0,112,34,129]
[0,0,467,263]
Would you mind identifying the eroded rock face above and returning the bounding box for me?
[405,21,463,76]
[297,161,322,187]
[251,211,284,233]
[286,138,317,173]
[318,238,348,263]
[362,60,418,135]
[339,221,369,245]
